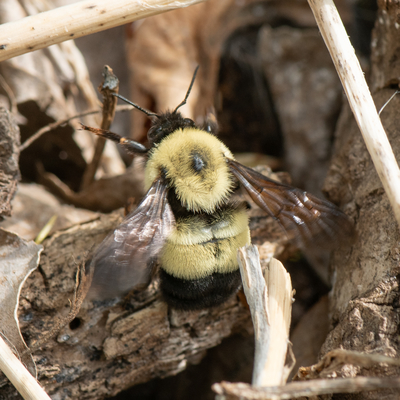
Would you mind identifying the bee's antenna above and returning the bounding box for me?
[113,93,160,118]
[173,65,199,114]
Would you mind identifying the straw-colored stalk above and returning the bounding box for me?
[0,0,206,62]
[0,336,51,400]
[308,0,400,227]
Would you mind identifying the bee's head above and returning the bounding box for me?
[147,112,196,145]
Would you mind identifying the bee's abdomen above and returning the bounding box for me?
[159,205,250,280]
[158,203,250,309]
[160,269,242,310]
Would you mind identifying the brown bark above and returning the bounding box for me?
[320,3,400,399]
[0,194,294,399]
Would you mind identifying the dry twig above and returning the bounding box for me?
[19,105,132,152]
[213,377,400,399]
[237,246,293,386]
[0,336,51,400]
[296,349,400,380]
[307,0,400,227]
[0,0,206,62]
[80,66,119,189]
[212,345,400,398]
[19,110,100,152]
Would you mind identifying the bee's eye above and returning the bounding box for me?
[148,124,165,143]
[183,118,195,127]
[192,152,206,172]
[148,125,163,136]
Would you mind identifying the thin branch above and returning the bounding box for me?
[80,66,119,189]
[296,349,400,380]
[0,0,206,62]
[307,0,400,227]
[213,377,400,400]
[213,346,400,398]
[19,109,100,152]
[19,105,132,152]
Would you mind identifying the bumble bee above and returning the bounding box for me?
[83,67,354,310]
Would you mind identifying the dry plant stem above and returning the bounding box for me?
[237,245,293,387]
[0,0,206,62]
[213,377,400,400]
[296,349,400,380]
[19,109,100,152]
[80,66,119,189]
[307,0,400,227]
[0,336,51,400]
[99,66,119,130]
[19,105,132,152]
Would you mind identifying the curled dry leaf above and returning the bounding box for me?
[0,229,43,377]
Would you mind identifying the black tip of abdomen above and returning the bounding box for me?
[160,269,242,311]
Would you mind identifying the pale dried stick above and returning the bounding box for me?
[307,0,400,227]
[213,376,400,400]
[237,245,293,387]
[0,335,51,400]
[0,0,206,62]
[19,109,100,152]
[19,105,132,152]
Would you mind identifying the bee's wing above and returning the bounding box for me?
[88,176,175,300]
[228,159,354,249]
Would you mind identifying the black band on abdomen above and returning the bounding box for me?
[159,269,242,310]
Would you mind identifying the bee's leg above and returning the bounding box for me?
[80,124,148,154]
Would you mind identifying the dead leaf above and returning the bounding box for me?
[0,183,98,240]
[0,229,43,377]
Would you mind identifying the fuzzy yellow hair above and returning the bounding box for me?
[145,128,235,213]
